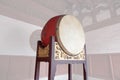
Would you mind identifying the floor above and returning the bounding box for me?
[39,74,103,80]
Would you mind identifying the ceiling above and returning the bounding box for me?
[0,0,120,32]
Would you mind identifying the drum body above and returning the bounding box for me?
[41,15,85,56]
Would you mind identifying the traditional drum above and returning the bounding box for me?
[41,15,85,56]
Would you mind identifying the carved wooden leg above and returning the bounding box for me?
[48,62,56,80]
[34,60,40,80]
[68,64,72,80]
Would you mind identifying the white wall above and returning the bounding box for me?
[0,15,41,56]
[1,14,120,56]
[0,15,42,80]
[86,22,120,54]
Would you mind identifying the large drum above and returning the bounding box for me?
[41,15,85,56]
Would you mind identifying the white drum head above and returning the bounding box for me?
[56,15,85,56]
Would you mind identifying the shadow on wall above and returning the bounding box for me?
[29,30,41,51]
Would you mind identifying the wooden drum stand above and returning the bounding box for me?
[34,36,88,80]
